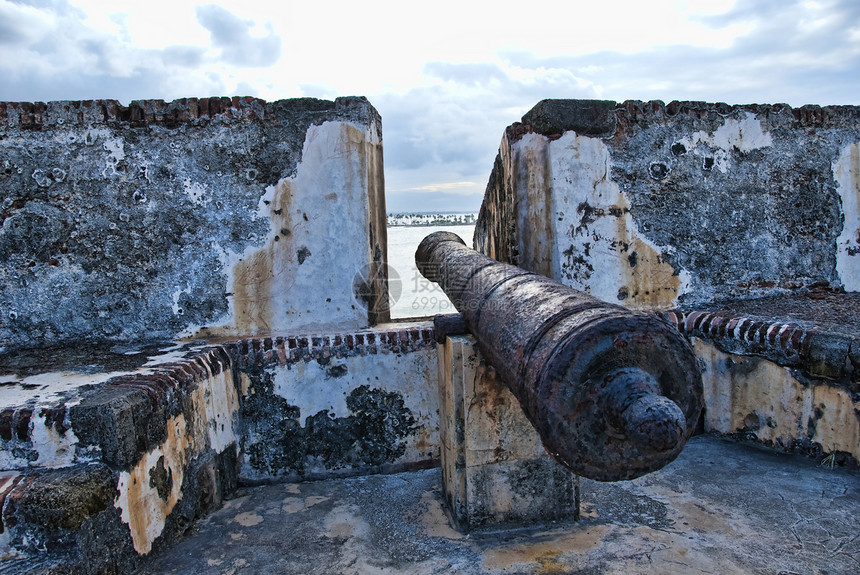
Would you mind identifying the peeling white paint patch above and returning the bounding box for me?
[678,113,772,173]
[240,343,439,480]
[27,413,77,468]
[103,138,125,161]
[84,128,111,147]
[535,132,688,310]
[114,414,189,555]
[194,119,382,338]
[0,371,123,411]
[171,285,193,316]
[107,360,239,554]
[254,182,277,221]
[182,178,208,205]
[712,114,773,152]
[0,342,210,412]
[273,362,350,419]
[833,142,860,291]
[270,348,437,427]
[101,137,126,177]
[244,121,372,332]
[192,368,239,454]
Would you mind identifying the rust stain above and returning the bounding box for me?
[849,143,860,242]
[117,414,191,554]
[481,526,608,571]
[227,122,384,333]
[850,142,860,194]
[614,194,681,310]
[413,426,434,453]
[473,362,509,426]
[519,137,554,277]
[232,180,295,333]
[341,122,389,323]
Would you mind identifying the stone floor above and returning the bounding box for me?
[135,435,859,575]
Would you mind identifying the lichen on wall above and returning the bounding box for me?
[229,327,439,481]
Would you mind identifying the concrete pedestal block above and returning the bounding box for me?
[437,334,579,532]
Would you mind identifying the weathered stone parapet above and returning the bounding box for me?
[659,292,860,467]
[222,324,436,370]
[0,95,388,350]
[693,338,859,466]
[0,97,266,129]
[0,341,242,569]
[0,96,383,132]
[230,322,440,483]
[477,99,860,309]
[665,292,860,385]
[0,322,442,570]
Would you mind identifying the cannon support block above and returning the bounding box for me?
[438,334,579,532]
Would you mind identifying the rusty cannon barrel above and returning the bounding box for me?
[416,231,703,481]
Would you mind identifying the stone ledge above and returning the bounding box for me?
[0,323,437,473]
[0,96,377,131]
[505,99,860,144]
[665,292,859,387]
[223,324,436,370]
[664,293,859,469]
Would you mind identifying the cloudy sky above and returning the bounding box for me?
[1,0,858,212]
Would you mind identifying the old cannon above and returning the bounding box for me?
[416,231,703,482]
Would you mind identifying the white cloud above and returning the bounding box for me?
[394,181,481,194]
[195,4,281,67]
[1,0,857,212]
[0,0,284,102]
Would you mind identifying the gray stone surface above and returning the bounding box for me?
[0,96,385,350]
[133,435,860,575]
[476,100,860,309]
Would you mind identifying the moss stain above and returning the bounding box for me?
[239,369,417,477]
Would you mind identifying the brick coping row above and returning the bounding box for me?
[0,96,372,129]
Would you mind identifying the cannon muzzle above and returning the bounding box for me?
[416,231,703,481]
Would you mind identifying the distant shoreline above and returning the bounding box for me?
[387,212,478,227]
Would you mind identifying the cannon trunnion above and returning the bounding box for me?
[416,231,703,482]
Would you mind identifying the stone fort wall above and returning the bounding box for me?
[0,96,388,351]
